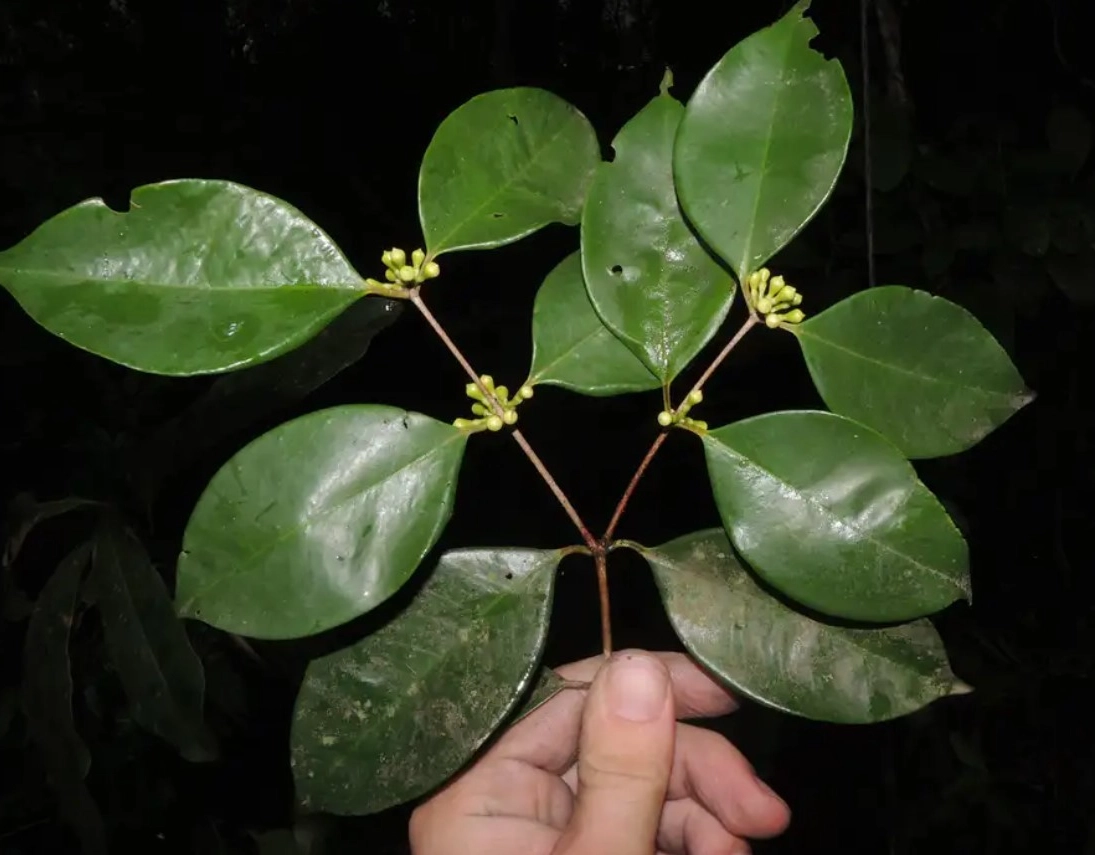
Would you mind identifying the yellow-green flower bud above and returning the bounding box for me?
[398,265,416,282]
[691,419,708,431]
[390,248,406,268]
[486,415,504,432]
[518,385,534,400]
[466,382,484,400]
[657,410,674,427]
[494,385,509,403]
[411,248,425,268]
[756,297,773,314]
[471,403,489,417]
[423,261,441,279]
[784,308,805,324]
[757,267,771,285]
[453,418,474,430]
[381,250,392,267]
[792,293,803,306]
[766,313,782,329]
[479,375,495,391]
[769,274,785,294]
[385,268,397,282]
[687,389,703,405]
[502,409,518,425]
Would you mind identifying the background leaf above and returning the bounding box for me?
[673,0,853,281]
[0,180,368,376]
[418,88,600,256]
[88,519,215,762]
[22,541,107,853]
[703,410,969,622]
[642,528,967,723]
[291,547,560,815]
[581,93,734,381]
[130,297,403,505]
[526,251,661,395]
[176,406,467,640]
[794,286,1034,458]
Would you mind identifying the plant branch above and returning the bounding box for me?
[409,290,597,552]
[602,430,668,543]
[594,550,612,657]
[685,313,758,400]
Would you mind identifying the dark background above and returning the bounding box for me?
[2,0,1094,852]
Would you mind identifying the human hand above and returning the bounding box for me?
[410,650,790,855]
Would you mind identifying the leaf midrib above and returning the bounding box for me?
[0,265,366,294]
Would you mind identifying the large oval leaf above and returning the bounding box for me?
[526,251,661,396]
[673,0,853,281]
[582,94,734,382]
[794,286,1034,458]
[418,88,600,256]
[0,180,369,376]
[291,547,560,815]
[703,410,969,622]
[89,520,214,762]
[641,529,967,723]
[176,406,467,640]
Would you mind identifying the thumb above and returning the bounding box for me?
[555,651,675,855]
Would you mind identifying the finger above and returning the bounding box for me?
[491,650,737,774]
[410,811,560,855]
[553,652,675,855]
[666,724,790,840]
[560,724,790,840]
[657,798,751,855]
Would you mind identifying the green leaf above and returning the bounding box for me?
[526,251,661,395]
[509,667,568,725]
[702,410,969,623]
[0,180,369,376]
[3,493,98,568]
[673,0,853,281]
[641,528,967,723]
[291,547,560,815]
[419,88,600,256]
[176,406,467,640]
[89,520,215,762]
[131,297,403,504]
[21,542,107,853]
[581,94,735,381]
[793,287,1033,458]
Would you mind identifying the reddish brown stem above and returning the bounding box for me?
[684,314,758,400]
[409,291,598,553]
[602,430,668,543]
[594,551,612,657]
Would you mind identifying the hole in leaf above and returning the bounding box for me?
[504,572,514,580]
[507,113,519,126]
[610,264,623,275]
[491,212,505,219]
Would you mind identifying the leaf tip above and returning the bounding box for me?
[949,679,974,697]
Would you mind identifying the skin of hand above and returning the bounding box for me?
[410,650,791,855]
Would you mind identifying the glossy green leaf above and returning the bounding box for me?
[22,541,93,780]
[291,547,560,815]
[526,251,661,395]
[177,406,467,640]
[794,287,1034,458]
[642,528,967,723]
[88,520,214,762]
[673,0,853,281]
[581,94,734,381]
[419,88,600,256]
[703,410,969,623]
[0,180,369,376]
[131,297,403,504]
[510,667,568,725]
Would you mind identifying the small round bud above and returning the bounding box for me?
[423,261,441,279]
[471,403,489,417]
[657,410,674,427]
[687,389,703,405]
[479,375,495,390]
[494,385,509,402]
[411,248,425,268]
[398,265,416,282]
[757,267,770,284]
[466,382,483,399]
[765,313,782,329]
[453,418,473,430]
[486,415,504,432]
[756,297,773,314]
[518,385,535,400]
[390,248,407,268]
[792,293,803,306]
[385,268,398,282]
[502,409,518,425]
[770,274,785,291]
[785,309,805,324]
[381,250,393,267]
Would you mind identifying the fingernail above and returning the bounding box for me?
[606,655,668,722]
